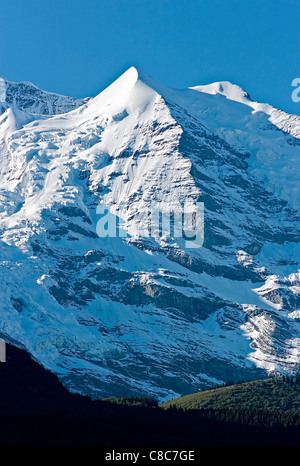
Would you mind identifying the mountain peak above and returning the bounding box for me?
[86,66,163,120]
[189,80,275,115]
[190,80,252,104]
[0,77,85,116]
[0,66,299,402]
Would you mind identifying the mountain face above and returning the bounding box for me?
[0,67,299,401]
[0,77,86,116]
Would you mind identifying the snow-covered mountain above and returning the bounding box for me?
[0,77,86,116]
[0,67,299,401]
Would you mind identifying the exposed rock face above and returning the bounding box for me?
[0,67,299,401]
[0,77,86,115]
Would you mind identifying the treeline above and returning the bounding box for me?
[168,406,300,429]
[104,396,159,408]
[210,373,300,390]
[161,374,300,412]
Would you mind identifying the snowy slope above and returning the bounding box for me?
[0,67,299,401]
[0,77,86,116]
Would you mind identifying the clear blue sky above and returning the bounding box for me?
[1,0,299,114]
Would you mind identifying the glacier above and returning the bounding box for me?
[0,67,299,401]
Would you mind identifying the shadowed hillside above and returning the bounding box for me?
[0,343,299,446]
[160,377,300,411]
